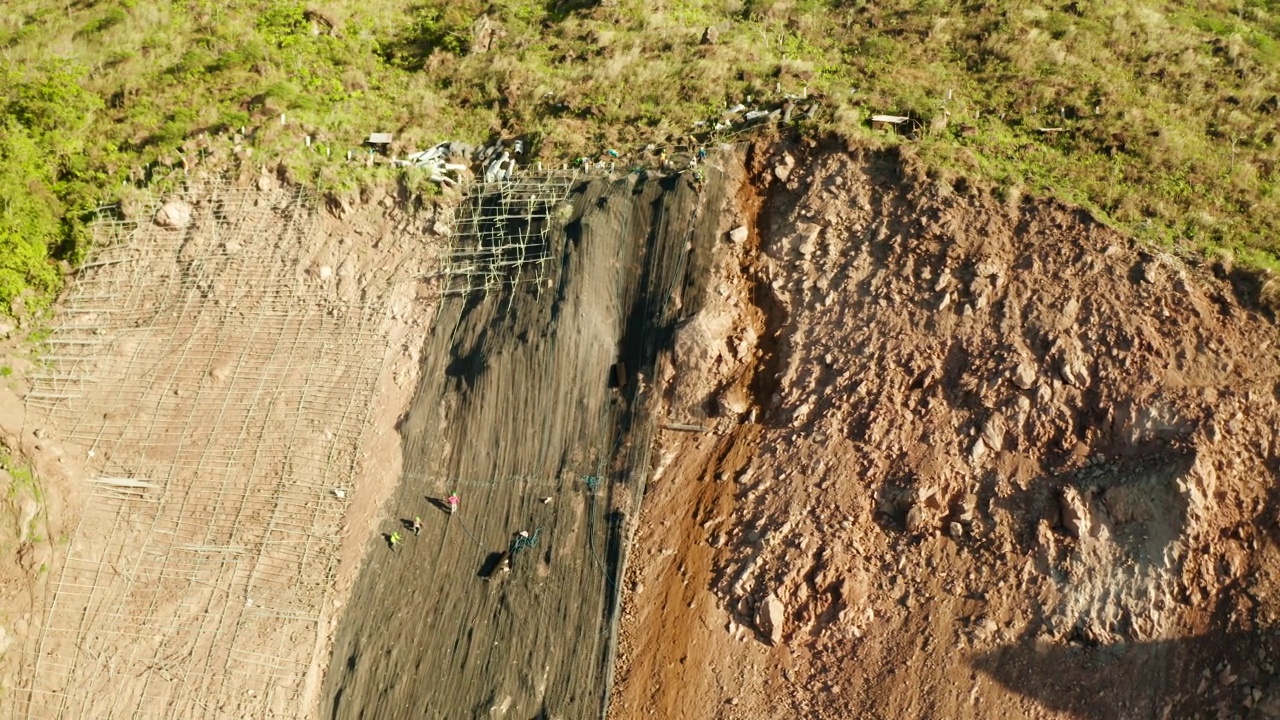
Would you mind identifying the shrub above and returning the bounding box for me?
[0,121,62,312]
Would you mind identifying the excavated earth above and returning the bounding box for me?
[609,142,1280,720]
[5,140,1280,720]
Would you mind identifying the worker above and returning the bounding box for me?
[412,516,422,536]
[389,530,402,551]
[447,493,459,514]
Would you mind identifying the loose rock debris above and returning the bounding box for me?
[610,142,1280,720]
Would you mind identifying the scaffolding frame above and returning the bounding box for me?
[438,171,579,296]
[18,184,390,719]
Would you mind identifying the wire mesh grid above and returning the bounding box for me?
[19,183,388,719]
[438,171,579,296]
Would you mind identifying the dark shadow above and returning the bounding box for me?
[329,688,343,720]
[477,551,508,579]
[1212,260,1279,322]
[425,496,453,514]
[545,0,600,21]
[1127,256,1150,285]
[445,333,489,390]
[974,629,1280,719]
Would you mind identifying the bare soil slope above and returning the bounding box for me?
[612,143,1280,720]
[2,179,437,718]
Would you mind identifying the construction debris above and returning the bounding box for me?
[393,142,471,187]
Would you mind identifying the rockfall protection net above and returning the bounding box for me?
[321,165,729,719]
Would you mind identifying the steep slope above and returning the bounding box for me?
[322,167,732,719]
[612,142,1280,720]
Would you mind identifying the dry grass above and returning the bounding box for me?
[2,0,1280,284]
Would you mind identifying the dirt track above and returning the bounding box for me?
[322,167,731,719]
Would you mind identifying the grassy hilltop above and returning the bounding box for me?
[3,0,1280,313]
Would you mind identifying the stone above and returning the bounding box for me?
[951,494,977,526]
[718,385,751,416]
[974,259,1002,277]
[1012,361,1037,390]
[1059,487,1090,538]
[970,436,988,463]
[774,153,795,182]
[756,594,786,645]
[154,200,192,230]
[470,14,505,54]
[16,495,38,543]
[1141,261,1159,284]
[728,226,749,244]
[701,26,719,45]
[907,486,946,534]
[981,413,1007,453]
[1059,353,1089,387]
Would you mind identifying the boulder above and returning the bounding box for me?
[1059,487,1090,538]
[774,153,796,182]
[981,413,1007,453]
[1012,361,1037,390]
[154,200,192,230]
[1059,353,1090,387]
[755,594,785,645]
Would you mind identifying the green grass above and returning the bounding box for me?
[1,447,41,503]
[0,446,45,546]
[2,0,1280,313]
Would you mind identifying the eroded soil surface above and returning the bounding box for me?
[611,143,1280,720]
[6,141,1280,720]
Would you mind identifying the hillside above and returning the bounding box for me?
[3,0,1280,317]
[3,2,1280,719]
[611,140,1280,719]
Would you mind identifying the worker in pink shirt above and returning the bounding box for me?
[447,493,459,515]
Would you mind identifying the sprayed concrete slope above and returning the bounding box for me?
[321,164,733,719]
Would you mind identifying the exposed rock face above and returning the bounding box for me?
[470,15,505,54]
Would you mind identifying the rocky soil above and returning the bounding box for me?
[3,139,1280,719]
[611,142,1280,720]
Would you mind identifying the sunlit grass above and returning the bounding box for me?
[0,0,1278,305]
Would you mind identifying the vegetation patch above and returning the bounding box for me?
[2,0,1279,313]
